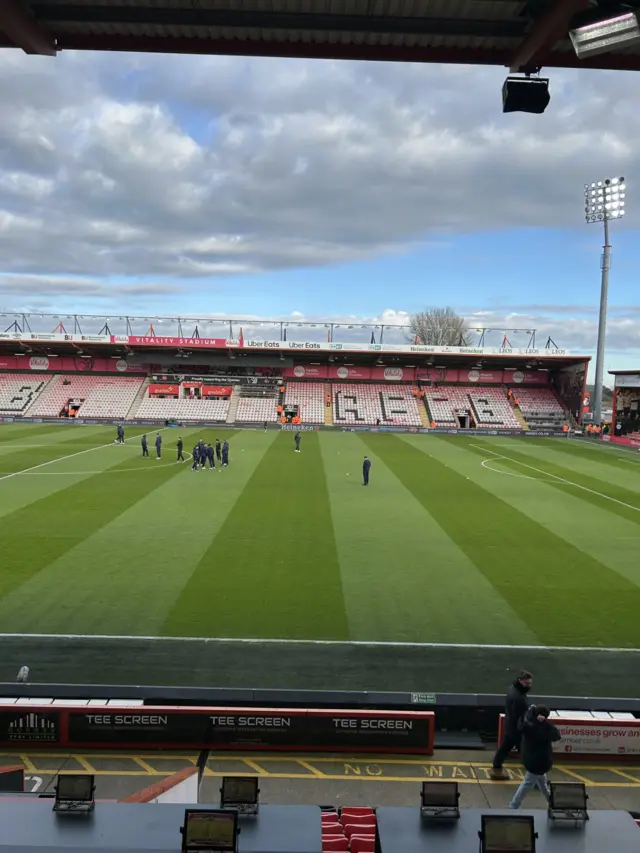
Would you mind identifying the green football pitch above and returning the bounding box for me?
[0,421,639,696]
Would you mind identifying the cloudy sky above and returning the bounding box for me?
[0,47,639,377]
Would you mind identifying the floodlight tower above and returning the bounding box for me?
[584,177,626,426]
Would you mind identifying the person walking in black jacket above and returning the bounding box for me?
[490,671,532,779]
[509,704,561,809]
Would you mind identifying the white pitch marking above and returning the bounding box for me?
[480,457,542,481]
[471,443,640,513]
[0,427,171,484]
[8,451,195,476]
[0,632,638,653]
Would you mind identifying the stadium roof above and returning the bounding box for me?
[2,0,640,72]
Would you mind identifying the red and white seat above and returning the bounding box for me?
[467,388,520,428]
[134,397,229,421]
[514,387,565,419]
[29,375,143,419]
[332,384,421,426]
[284,382,325,423]
[236,397,279,423]
[423,387,472,425]
[0,374,47,414]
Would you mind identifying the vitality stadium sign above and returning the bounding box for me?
[0,705,435,754]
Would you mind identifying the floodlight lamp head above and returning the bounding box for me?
[584,176,627,223]
[569,8,640,58]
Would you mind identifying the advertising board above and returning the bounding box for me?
[0,706,434,754]
[498,714,640,756]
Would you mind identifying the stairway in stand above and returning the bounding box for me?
[226,386,241,424]
[418,400,431,428]
[324,404,333,425]
[512,405,529,430]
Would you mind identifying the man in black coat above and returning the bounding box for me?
[490,670,532,779]
[509,704,561,809]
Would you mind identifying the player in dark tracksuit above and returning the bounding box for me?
[191,444,200,471]
[117,424,125,444]
[221,440,229,467]
[206,444,216,470]
[215,439,222,464]
[141,434,149,457]
[198,440,206,469]
[363,456,371,486]
[294,432,301,452]
[155,433,162,459]
[176,437,184,462]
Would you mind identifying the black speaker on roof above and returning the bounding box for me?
[502,76,550,114]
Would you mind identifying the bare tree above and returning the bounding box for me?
[408,307,469,346]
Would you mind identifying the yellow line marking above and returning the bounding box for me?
[132,757,158,774]
[610,768,640,784]
[557,766,594,785]
[243,759,270,776]
[296,760,324,777]
[19,755,37,774]
[73,755,96,773]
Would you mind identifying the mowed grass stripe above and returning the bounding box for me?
[320,432,538,644]
[0,434,190,603]
[0,429,255,635]
[163,431,349,640]
[420,435,640,594]
[0,424,108,444]
[466,438,640,524]
[0,427,149,519]
[480,436,640,494]
[380,434,640,647]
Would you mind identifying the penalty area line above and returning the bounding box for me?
[0,633,639,653]
[472,444,640,513]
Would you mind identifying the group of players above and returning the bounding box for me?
[182,437,230,471]
[116,426,230,469]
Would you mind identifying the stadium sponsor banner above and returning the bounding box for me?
[281,424,318,431]
[460,368,503,384]
[202,386,233,396]
[0,355,143,373]
[503,369,549,385]
[283,365,329,379]
[416,368,460,383]
[0,706,434,754]
[148,384,180,395]
[498,715,640,756]
[241,340,570,358]
[329,365,372,380]
[115,336,233,348]
[608,434,640,448]
[0,332,575,359]
[369,366,408,381]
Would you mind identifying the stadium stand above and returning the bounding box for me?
[75,378,145,419]
[0,374,47,414]
[423,386,475,426]
[467,388,521,428]
[133,397,230,422]
[28,375,144,419]
[513,387,567,427]
[236,386,280,423]
[332,384,422,426]
[284,382,325,424]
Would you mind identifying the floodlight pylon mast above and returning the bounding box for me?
[593,214,611,427]
[584,176,626,426]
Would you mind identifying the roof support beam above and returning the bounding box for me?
[0,0,56,56]
[509,0,588,72]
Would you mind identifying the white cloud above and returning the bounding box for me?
[1,50,639,281]
[0,49,639,371]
